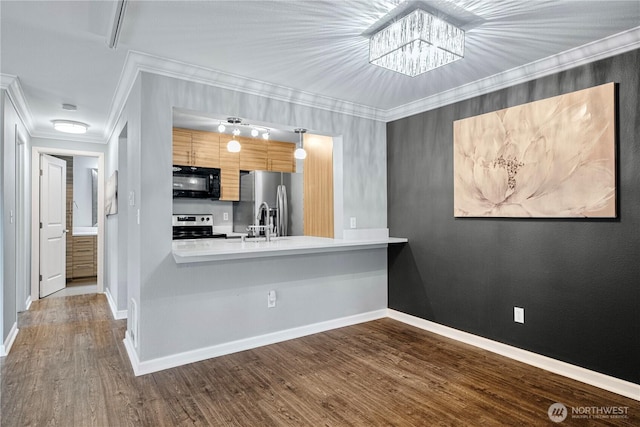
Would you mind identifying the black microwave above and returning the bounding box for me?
[173,165,221,200]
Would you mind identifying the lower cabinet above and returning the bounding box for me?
[70,235,97,280]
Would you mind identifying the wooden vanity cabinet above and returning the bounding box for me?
[71,235,97,279]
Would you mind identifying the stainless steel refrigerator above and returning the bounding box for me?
[233,171,303,236]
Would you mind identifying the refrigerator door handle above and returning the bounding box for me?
[282,185,288,237]
[276,185,283,236]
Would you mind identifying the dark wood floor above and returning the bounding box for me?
[1,294,638,426]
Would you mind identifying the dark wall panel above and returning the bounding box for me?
[387,49,640,383]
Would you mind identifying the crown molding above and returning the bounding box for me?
[1,74,36,133]
[384,26,640,122]
[2,74,105,144]
[30,128,106,144]
[102,50,387,142]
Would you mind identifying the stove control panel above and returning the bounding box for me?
[172,215,213,226]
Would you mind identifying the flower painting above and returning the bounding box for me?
[453,82,616,218]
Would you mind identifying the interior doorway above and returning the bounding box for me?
[30,147,105,302]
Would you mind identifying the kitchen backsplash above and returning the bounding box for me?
[173,199,233,226]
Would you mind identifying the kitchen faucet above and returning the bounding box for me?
[256,201,272,241]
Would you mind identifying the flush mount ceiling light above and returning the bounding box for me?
[52,120,89,134]
[369,8,465,77]
[217,122,226,132]
[294,128,307,160]
[251,128,259,137]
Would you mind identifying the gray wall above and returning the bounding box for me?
[105,76,142,319]
[1,92,27,346]
[130,72,387,361]
[387,50,640,384]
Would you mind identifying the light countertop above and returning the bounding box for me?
[73,226,98,236]
[172,235,407,263]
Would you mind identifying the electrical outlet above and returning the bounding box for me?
[514,307,525,324]
[350,217,357,229]
[267,290,276,308]
[223,212,229,221]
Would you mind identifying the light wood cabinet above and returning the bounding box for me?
[172,128,220,168]
[267,140,296,173]
[172,127,298,201]
[239,136,268,171]
[303,134,334,238]
[173,128,193,166]
[71,235,97,279]
[219,144,240,201]
[191,130,220,168]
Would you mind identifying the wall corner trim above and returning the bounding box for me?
[104,288,128,320]
[1,322,19,357]
[1,73,35,134]
[126,309,387,376]
[387,309,640,401]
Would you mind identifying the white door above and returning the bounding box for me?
[40,154,67,297]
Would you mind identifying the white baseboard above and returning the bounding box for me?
[25,296,32,311]
[387,309,640,401]
[1,322,19,356]
[123,331,141,376]
[126,309,388,376]
[104,288,127,320]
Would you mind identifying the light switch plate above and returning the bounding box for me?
[223,212,229,221]
[514,307,525,324]
[350,217,357,229]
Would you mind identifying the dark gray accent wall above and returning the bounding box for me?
[387,49,640,384]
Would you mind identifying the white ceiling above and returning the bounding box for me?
[1,0,639,144]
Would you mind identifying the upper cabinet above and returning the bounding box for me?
[191,130,220,168]
[172,127,220,168]
[238,136,268,171]
[219,147,240,201]
[173,127,298,201]
[267,140,296,173]
[172,128,193,166]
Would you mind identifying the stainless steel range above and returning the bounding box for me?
[172,215,227,240]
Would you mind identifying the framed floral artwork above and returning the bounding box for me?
[453,82,616,218]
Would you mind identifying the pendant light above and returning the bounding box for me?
[226,117,242,153]
[294,128,307,160]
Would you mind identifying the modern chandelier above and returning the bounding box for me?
[369,9,465,77]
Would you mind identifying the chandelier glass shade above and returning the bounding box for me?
[369,9,464,77]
